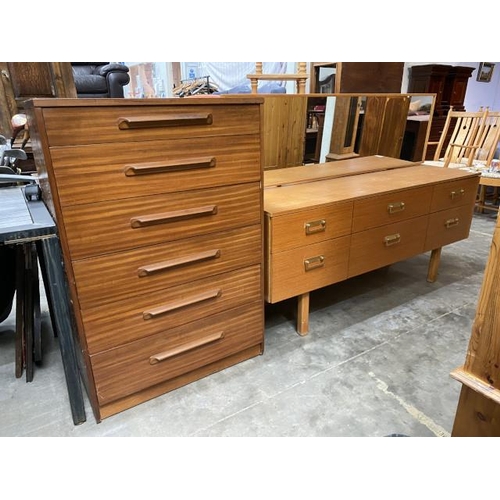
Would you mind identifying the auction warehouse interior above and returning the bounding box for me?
[1,61,500,440]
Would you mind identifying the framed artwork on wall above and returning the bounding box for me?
[477,62,495,82]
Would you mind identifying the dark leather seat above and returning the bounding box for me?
[71,62,130,98]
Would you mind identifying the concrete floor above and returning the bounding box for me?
[0,212,497,437]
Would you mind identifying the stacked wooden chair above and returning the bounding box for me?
[423,107,500,213]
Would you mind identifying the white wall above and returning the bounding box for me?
[402,62,500,111]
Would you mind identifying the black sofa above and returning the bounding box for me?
[71,62,130,98]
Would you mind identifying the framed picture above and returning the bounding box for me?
[477,62,495,83]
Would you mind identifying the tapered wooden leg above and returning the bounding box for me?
[297,292,310,336]
[427,247,442,283]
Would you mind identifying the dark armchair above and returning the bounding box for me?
[71,62,130,98]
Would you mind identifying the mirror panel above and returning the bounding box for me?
[260,93,436,170]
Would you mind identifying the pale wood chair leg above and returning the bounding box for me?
[427,247,442,283]
[297,292,310,336]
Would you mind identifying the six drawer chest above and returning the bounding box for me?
[26,97,266,421]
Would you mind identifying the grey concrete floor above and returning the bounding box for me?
[0,212,497,437]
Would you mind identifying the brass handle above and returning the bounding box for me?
[387,202,405,214]
[450,189,465,199]
[305,219,326,235]
[304,255,325,271]
[384,233,401,246]
[445,218,459,228]
[149,331,224,365]
[130,205,217,228]
[137,249,221,277]
[143,289,222,320]
[124,157,216,176]
[117,113,213,130]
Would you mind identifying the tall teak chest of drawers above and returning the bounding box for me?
[26,98,265,421]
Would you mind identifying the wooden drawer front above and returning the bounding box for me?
[64,183,261,259]
[267,236,350,303]
[352,186,432,233]
[424,205,474,252]
[90,301,263,405]
[430,177,479,212]
[50,134,261,207]
[83,265,262,354]
[267,201,353,253]
[73,225,262,309]
[348,216,428,278]
[42,104,260,146]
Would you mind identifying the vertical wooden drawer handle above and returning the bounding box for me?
[304,255,325,271]
[445,218,459,228]
[387,202,405,214]
[131,205,217,228]
[450,189,465,199]
[305,219,326,235]
[384,233,401,246]
[124,157,216,176]
[149,331,224,364]
[137,249,221,277]
[118,113,213,129]
[143,289,222,320]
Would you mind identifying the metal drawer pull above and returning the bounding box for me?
[137,249,221,277]
[387,202,405,214]
[384,233,401,246]
[117,113,213,130]
[304,255,325,271]
[445,218,459,228]
[305,219,326,235]
[450,189,465,199]
[124,157,216,177]
[130,205,217,228]
[143,289,222,320]
[149,330,224,365]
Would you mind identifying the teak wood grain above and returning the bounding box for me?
[267,201,353,253]
[49,134,261,206]
[264,155,417,188]
[348,216,428,278]
[41,103,261,146]
[64,183,261,259]
[27,98,265,421]
[264,160,480,334]
[90,301,263,405]
[73,225,262,309]
[266,236,350,303]
[351,186,432,233]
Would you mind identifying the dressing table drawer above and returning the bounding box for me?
[348,216,428,278]
[266,236,350,303]
[267,201,353,253]
[430,177,479,212]
[352,186,432,232]
[424,205,475,251]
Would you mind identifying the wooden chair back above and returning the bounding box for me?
[474,110,500,166]
[430,108,486,167]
